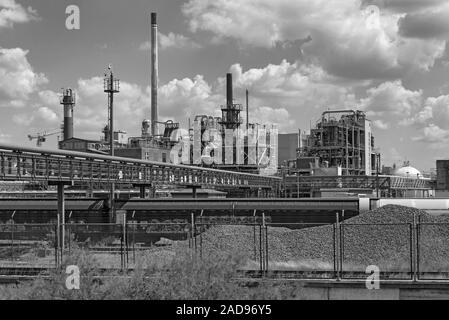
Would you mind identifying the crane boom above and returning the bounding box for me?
[28,128,62,147]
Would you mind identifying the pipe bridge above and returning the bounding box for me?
[0,143,281,190]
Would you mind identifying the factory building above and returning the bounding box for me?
[278,133,300,166]
[295,110,380,176]
[55,12,277,177]
[436,160,449,195]
[187,73,278,175]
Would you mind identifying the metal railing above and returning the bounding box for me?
[0,143,281,190]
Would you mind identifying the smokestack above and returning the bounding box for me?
[226,73,233,107]
[151,12,158,136]
[246,89,249,130]
[61,88,75,140]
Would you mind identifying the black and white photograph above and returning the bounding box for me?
[0,0,449,304]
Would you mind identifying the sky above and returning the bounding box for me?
[1,0,449,172]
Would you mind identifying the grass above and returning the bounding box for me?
[0,248,311,300]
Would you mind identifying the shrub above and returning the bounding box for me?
[0,248,302,300]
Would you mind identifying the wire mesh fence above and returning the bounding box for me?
[265,223,336,279]
[417,222,449,280]
[0,223,57,268]
[339,223,413,280]
[0,216,448,281]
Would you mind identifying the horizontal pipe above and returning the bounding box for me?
[322,110,357,116]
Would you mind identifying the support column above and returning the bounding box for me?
[180,184,201,199]
[57,183,65,252]
[133,183,153,199]
[109,183,115,223]
[49,180,73,259]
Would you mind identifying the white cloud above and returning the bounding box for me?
[250,106,294,130]
[373,119,389,130]
[0,47,47,106]
[0,0,39,29]
[139,32,201,51]
[412,124,449,145]
[183,0,447,79]
[358,80,422,124]
[0,129,11,143]
[231,60,357,112]
[38,90,60,107]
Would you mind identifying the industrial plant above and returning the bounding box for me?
[2,6,449,301]
[21,12,437,201]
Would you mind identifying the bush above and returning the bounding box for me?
[0,249,302,300]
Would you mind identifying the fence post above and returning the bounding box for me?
[341,210,345,261]
[259,220,263,274]
[417,215,421,280]
[253,209,257,261]
[412,212,418,282]
[335,212,341,281]
[10,220,14,262]
[54,224,59,268]
[132,210,136,264]
[191,212,196,254]
[263,212,268,275]
[124,212,128,271]
[56,213,61,265]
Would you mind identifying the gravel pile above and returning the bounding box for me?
[195,205,449,271]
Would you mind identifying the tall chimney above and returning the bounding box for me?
[151,12,158,136]
[60,88,75,141]
[246,89,249,130]
[226,73,233,107]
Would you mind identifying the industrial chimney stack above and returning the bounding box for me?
[226,73,233,108]
[151,12,158,136]
[60,88,75,140]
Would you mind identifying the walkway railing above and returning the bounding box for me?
[0,143,281,190]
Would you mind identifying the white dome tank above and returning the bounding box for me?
[394,166,422,179]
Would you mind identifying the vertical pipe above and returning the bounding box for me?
[151,12,158,136]
[246,89,249,130]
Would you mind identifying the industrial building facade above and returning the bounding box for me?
[296,110,380,176]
